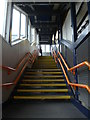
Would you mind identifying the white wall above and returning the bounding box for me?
[62,10,73,42]
[1,36,38,103]
[0,36,2,120]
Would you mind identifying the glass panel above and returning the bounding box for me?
[46,45,50,52]
[12,8,20,41]
[56,30,58,40]
[36,34,39,45]
[28,20,30,41]
[41,45,46,53]
[52,34,54,41]
[20,13,26,38]
[0,1,7,37]
[31,28,35,43]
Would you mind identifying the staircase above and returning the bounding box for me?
[12,56,71,100]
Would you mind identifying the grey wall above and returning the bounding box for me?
[62,9,73,42]
[61,37,90,109]
[61,2,90,109]
[61,45,75,94]
[88,37,90,110]
[66,48,75,86]
[76,37,90,109]
[1,36,38,103]
[61,44,66,58]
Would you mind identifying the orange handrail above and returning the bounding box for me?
[53,51,90,93]
[0,50,36,74]
[57,51,90,72]
[0,50,38,87]
[58,58,90,93]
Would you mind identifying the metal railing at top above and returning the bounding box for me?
[0,50,38,87]
[53,51,90,93]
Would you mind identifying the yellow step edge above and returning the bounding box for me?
[36,62,55,63]
[33,64,56,66]
[34,64,56,66]
[26,69,61,71]
[33,65,56,66]
[32,67,57,68]
[32,67,58,69]
[17,89,68,93]
[13,95,71,100]
[34,64,56,65]
[38,60,54,61]
[37,61,55,62]
[25,72,63,74]
[38,57,53,60]
[20,84,66,87]
[22,79,65,82]
[24,76,64,78]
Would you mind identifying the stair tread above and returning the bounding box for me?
[26,68,62,71]
[11,56,71,101]
[13,95,71,99]
[25,72,63,74]
[17,89,68,92]
[22,79,65,82]
[24,76,64,78]
[19,83,66,87]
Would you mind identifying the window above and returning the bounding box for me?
[12,8,20,41]
[40,45,50,53]
[62,10,73,42]
[55,31,58,40]
[11,6,27,43]
[0,1,7,37]
[28,20,31,41]
[46,45,50,53]
[41,45,46,53]
[20,13,26,38]
[52,34,54,41]
[36,34,39,45]
[31,28,35,43]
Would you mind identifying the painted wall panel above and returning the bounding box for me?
[1,36,38,103]
[76,37,90,109]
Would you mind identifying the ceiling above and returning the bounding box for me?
[14,2,70,44]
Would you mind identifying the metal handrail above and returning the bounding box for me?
[0,50,38,87]
[53,51,90,74]
[53,51,90,93]
[0,50,36,74]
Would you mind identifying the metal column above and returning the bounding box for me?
[71,2,79,100]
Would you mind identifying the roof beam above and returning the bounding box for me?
[39,32,54,35]
[31,22,58,28]
[28,10,60,16]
